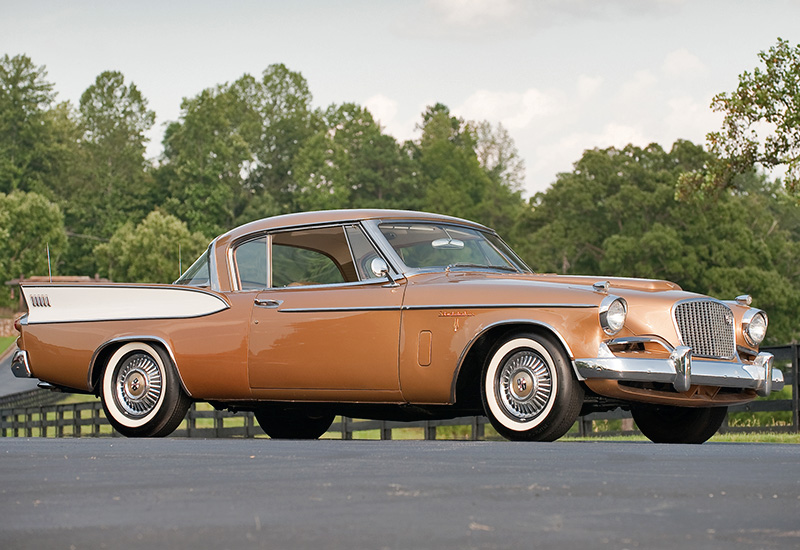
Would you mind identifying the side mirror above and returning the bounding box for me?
[370,257,398,287]
[370,257,389,278]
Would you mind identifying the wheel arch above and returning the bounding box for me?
[89,336,191,398]
[450,321,577,407]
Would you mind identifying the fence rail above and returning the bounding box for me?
[2,345,797,439]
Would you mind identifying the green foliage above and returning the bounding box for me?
[680,38,800,197]
[292,103,420,211]
[2,50,800,344]
[94,210,209,284]
[0,191,67,306]
[160,65,318,234]
[0,54,81,198]
[518,142,800,344]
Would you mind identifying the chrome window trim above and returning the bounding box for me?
[229,222,399,292]
[208,239,220,291]
[265,278,401,293]
[362,218,531,277]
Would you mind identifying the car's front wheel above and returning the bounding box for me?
[481,332,583,441]
[632,405,727,444]
[100,342,191,437]
[254,406,335,439]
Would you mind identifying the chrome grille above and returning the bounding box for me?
[673,300,736,359]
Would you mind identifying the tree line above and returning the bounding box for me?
[1,43,799,344]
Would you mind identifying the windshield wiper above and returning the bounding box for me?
[445,263,518,273]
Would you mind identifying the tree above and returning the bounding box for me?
[0,54,82,197]
[0,191,68,306]
[93,210,209,284]
[291,103,420,211]
[248,64,323,211]
[159,65,320,234]
[160,76,266,237]
[519,141,800,344]
[75,70,156,224]
[679,38,800,198]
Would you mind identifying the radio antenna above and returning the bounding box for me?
[47,243,52,282]
[179,244,182,277]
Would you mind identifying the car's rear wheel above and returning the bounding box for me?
[100,342,191,438]
[481,332,583,441]
[632,405,727,444]
[254,406,335,439]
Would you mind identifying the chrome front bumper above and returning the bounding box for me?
[11,350,32,378]
[575,338,784,397]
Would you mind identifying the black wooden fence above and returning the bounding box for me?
[2,345,797,439]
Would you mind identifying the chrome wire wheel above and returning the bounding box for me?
[496,350,553,422]
[101,342,173,434]
[114,353,163,418]
[482,333,583,441]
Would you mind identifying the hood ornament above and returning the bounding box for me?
[593,281,610,293]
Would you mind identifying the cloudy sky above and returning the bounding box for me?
[3,0,799,195]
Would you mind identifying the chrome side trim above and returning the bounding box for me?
[281,306,402,314]
[402,303,596,311]
[11,350,32,378]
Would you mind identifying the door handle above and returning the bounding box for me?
[254,299,283,308]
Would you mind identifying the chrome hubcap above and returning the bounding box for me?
[497,350,552,421]
[115,353,162,418]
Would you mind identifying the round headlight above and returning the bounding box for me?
[743,310,768,346]
[600,296,627,335]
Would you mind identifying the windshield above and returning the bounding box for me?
[378,223,530,273]
[175,247,211,287]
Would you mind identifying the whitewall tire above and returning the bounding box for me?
[100,342,190,437]
[482,333,583,441]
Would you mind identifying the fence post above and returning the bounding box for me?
[342,417,351,440]
[424,421,436,440]
[793,343,799,433]
[380,420,392,440]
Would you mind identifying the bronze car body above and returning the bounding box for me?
[12,209,784,442]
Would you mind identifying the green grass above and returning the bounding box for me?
[564,432,800,444]
[14,393,800,443]
[0,336,16,356]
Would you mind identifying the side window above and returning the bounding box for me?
[345,225,384,280]
[235,237,268,290]
[271,226,356,287]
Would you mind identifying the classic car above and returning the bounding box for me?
[11,209,784,443]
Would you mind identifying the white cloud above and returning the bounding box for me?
[428,0,522,28]
[577,75,603,100]
[664,95,720,140]
[662,48,706,79]
[618,70,659,104]
[454,88,562,129]
[363,94,399,128]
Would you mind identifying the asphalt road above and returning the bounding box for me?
[1,439,798,550]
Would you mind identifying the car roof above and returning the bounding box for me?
[217,209,491,242]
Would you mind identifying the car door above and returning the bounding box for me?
[241,224,405,399]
